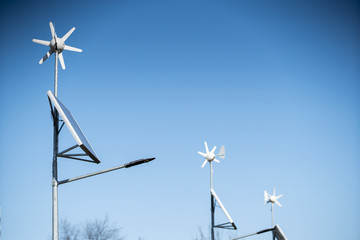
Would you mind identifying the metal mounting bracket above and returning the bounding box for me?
[57,144,99,164]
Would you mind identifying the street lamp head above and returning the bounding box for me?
[125,158,156,168]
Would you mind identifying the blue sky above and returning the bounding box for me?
[0,0,359,239]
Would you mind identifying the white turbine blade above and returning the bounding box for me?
[32,39,50,46]
[276,194,284,200]
[49,22,55,39]
[273,188,276,196]
[211,146,217,153]
[213,158,220,163]
[64,45,82,52]
[204,141,209,153]
[39,50,54,64]
[264,190,269,202]
[62,27,75,41]
[198,151,207,158]
[201,159,208,168]
[58,52,65,70]
[275,200,282,207]
[218,145,225,159]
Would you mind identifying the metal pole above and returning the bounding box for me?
[54,51,58,97]
[210,161,213,190]
[52,51,59,240]
[211,194,215,240]
[271,203,274,228]
[210,161,215,240]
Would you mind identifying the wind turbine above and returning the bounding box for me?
[198,141,225,170]
[32,22,82,71]
[264,188,283,227]
[198,141,236,240]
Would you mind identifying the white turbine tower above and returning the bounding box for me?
[264,188,283,227]
[198,141,236,240]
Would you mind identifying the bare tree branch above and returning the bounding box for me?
[83,216,123,240]
[60,219,80,240]
[59,217,123,240]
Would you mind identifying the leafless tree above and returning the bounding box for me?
[83,216,123,240]
[192,227,207,240]
[60,219,80,240]
[58,217,123,240]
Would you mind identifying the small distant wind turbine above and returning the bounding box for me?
[264,188,283,227]
[198,141,225,169]
[32,22,82,70]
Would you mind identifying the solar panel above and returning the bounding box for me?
[47,90,100,164]
[273,225,288,240]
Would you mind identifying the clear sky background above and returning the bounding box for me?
[0,0,359,239]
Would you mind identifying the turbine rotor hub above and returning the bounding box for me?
[50,38,65,52]
[55,38,65,51]
[206,152,215,161]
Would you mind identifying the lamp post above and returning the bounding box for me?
[48,30,155,240]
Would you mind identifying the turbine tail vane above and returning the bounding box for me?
[218,145,225,159]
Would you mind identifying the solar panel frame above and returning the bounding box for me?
[273,225,288,240]
[47,90,100,164]
[211,188,236,229]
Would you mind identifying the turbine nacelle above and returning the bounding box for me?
[198,141,225,168]
[205,152,216,161]
[269,195,278,203]
[32,22,82,70]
